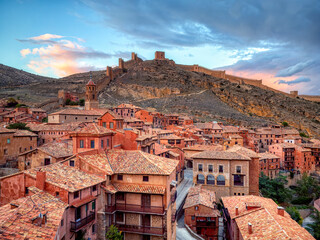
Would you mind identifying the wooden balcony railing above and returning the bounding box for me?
[105,203,164,214]
[196,221,217,228]
[70,211,95,232]
[116,224,164,236]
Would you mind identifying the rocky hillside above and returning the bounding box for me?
[1,61,319,136]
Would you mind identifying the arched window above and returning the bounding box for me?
[207,175,215,185]
[197,174,205,184]
[217,175,225,185]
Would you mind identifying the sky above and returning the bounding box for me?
[0,0,319,95]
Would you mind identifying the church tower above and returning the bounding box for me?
[85,76,99,110]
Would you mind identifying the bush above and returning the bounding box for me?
[7,123,30,131]
[291,196,313,205]
[6,97,18,108]
[79,99,85,106]
[42,117,48,123]
[300,132,309,138]
[286,206,303,225]
[282,121,289,127]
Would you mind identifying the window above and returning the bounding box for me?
[90,140,95,148]
[4,149,8,155]
[61,219,64,226]
[80,140,84,148]
[103,122,106,128]
[217,175,225,185]
[44,158,50,166]
[143,176,149,182]
[207,175,215,185]
[25,187,29,194]
[56,191,59,197]
[117,175,123,180]
[110,122,114,129]
[70,160,75,167]
[219,165,223,173]
[208,165,213,172]
[107,139,110,147]
[92,185,97,192]
[116,212,124,223]
[191,216,195,220]
[197,174,205,184]
[198,164,203,172]
[92,201,95,210]
[7,138,10,144]
[92,224,96,234]
[101,140,104,148]
[195,206,199,211]
[116,192,125,201]
[236,166,241,173]
[74,191,79,199]
[176,140,181,144]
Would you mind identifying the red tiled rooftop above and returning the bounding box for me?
[227,145,260,158]
[192,150,251,160]
[112,183,166,195]
[184,185,218,210]
[71,122,115,136]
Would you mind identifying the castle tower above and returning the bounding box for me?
[131,52,137,61]
[119,58,124,69]
[106,66,113,80]
[155,51,165,60]
[85,78,99,110]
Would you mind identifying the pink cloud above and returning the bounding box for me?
[20,48,31,57]
[30,34,64,41]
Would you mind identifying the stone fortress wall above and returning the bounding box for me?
[104,50,320,102]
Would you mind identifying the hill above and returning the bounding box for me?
[0,60,319,136]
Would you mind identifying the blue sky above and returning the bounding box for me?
[0,0,319,94]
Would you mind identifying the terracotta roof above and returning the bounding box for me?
[49,109,104,116]
[229,134,243,139]
[184,186,218,210]
[227,145,260,158]
[13,129,38,137]
[86,79,96,86]
[77,149,178,176]
[160,134,183,140]
[0,186,67,240]
[192,150,251,160]
[29,108,46,112]
[28,122,82,131]
[25,163,104,192]
[183,144,223,152]
[195,122,212,129]
[112,183,166,194]
[71,123,114,136]
[136,134,154,141]
[222,126,239,133]
[0,128,16,134]
[212,123,222,130]
[98,110,123,120]
[154,143,169,155]
[222,195,314,240]
[38,141,73,158]
[259,152,280,160]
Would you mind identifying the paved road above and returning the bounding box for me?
[176,169,195,240]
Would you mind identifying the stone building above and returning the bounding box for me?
[222,195,315,240]
[192,150,256,199]
[184,186,220,239]
[259,152,280,179]
[85,79,99,110]
[0,128,37,165]
[69,149,178,240]
[48,109,104,124]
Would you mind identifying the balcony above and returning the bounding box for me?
[105,203,164,215]
[197,179,205,184]
[196,221,217,228]
[116,224,164,236]
[70,211,95,232]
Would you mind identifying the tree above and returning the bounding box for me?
[79,99,85,106]
[282,121,289,127]
[295,173,320,200]
[300,132,309,138]
[42,117,48,123]
[6,97,18,108]
[106,225,123,240]
[286,206,303,225]
[259,173,292,203]
[306,208,320,239]
[7,123,30,131]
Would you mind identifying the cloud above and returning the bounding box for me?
[20,48,31,57]
[275,60,314,77]
[275,77,311,86]
[18,34,129,77]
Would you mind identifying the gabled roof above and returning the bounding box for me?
[71,123,115,136]
[98,109,123,120]
[77,149,178,176]
[222,195,314,240]
[49,109,104,116]
[25,163,104,192]
[227,145,260,159]
[0,186,67,240]
[192,150,251,160]
[86,79,96,86]
[259,152,280,160]
[184,186,219,213]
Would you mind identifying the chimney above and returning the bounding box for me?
[248,222,253,234]
[277,206,285,216]
[235,207,239,216]
[36,170,46,191]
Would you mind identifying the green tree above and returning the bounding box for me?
[286,206,303,225]
[6,97,18,108]
[106,225,123,240]
[7,123,30,131]
[42,117,48,123]
[282,121,289,127]
[259,173,292,203]
[65,98,71,105]
[300,132,309,138]
[295,173,320,200]
[79,98,85,106]
[306,208,320,240]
